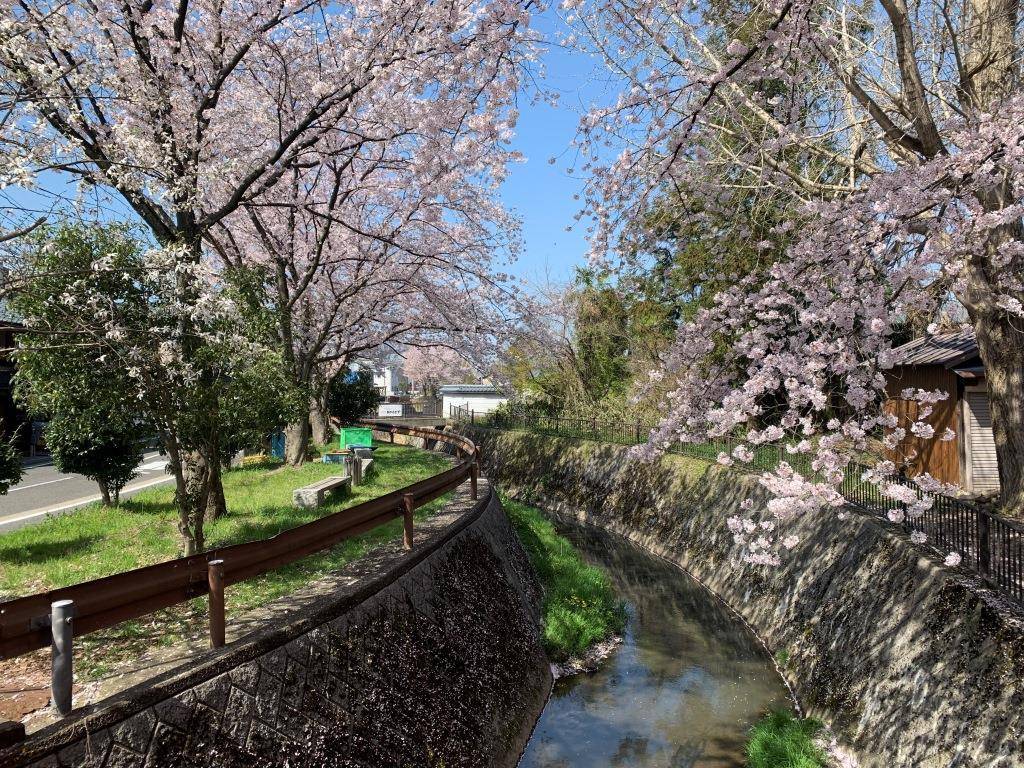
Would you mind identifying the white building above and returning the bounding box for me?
[440,384,507,418]
[349,357,407,398]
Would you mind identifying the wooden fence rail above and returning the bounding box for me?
[0,423,477,663]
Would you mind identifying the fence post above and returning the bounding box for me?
[471,409,475,425]
[402,493,415,550]
[50,599,74,716]
[471,460,479,500]
[208,559,226,649]
[978,512,991,578]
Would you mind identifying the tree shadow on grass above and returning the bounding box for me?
[0,534,103,565]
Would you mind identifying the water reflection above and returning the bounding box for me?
[519,520,790,768]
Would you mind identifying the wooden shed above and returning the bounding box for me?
[884,331,999,495]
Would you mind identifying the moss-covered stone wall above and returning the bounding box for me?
[462,426,1024,768]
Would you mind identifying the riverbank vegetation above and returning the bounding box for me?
[745,710,826,768]
[503,496,625,661]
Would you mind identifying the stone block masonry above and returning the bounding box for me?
[461,426,1024,768]
[0,479,551,768]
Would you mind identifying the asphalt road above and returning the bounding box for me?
[0,452,174,533]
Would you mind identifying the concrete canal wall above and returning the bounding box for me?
[462,426,1024,768]
[0,480,550,768]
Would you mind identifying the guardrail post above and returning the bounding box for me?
[50,599,74,716]
[208,559,226,648]
[349,454,363,486]
[978,512,991,577]
[402,493,415,550]
[471,461,479,500]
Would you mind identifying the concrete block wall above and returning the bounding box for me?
[0,483,550,768]
[462,426,1024,768]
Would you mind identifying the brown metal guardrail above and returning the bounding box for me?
[0,423,479,669]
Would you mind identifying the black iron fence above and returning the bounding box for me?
[452,406,1023,604]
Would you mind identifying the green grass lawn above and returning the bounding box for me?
[0,442,451,678]
[745,710,827,768]
[503,496,625,662]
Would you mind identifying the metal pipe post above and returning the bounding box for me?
[50,599,74,716]
[402,493,415,550]
[208,559,226,648]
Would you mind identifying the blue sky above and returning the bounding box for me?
[499,10,612,287]
[1,9,613,290]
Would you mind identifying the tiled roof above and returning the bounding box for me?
[438,384,502,395]
[892,331,979,367]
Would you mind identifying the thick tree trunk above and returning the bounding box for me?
[97,479,111,507]
[971,310,1024,515]
[181,448,211,555]
[165,436,199,556]
[960,0,1023,514]
[206,453,227,520]
[309,380,333,446]
[285,418,310,467]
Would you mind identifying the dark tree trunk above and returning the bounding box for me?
[165,432,214,556]
[971,310,1024,516]
[285,418,310,467]
[97,479,111,507]
[309,379,333,446]
[206,452,227,520]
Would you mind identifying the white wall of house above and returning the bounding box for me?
[962,386,1001,494]
[442,393,506,417]
[351,358,406,397]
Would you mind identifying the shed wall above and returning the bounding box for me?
[883,365,961,485]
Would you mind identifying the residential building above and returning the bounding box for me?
[884,331,999,495]
[440,384,507,418]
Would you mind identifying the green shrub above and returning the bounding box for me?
[746,710,826,768]
[504,496,625,661]
[0,434,23,494]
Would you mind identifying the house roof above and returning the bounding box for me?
[892,331,979,368]
[438,384,503,396]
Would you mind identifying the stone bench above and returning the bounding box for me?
[293,475,351,509]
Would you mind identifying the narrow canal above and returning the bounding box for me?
[519,519,792,768]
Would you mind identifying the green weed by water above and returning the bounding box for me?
[503,496,625,662]
[745,710,826,768]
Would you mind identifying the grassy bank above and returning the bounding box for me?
[745,710,827,768]
[503,496,625,662]
[0,443,450,678]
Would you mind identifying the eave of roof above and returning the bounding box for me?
[891,331,979,368]
[438,384,502,395]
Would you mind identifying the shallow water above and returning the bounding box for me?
[518,520,791,768]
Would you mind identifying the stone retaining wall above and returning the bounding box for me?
[0,480,550,768]
[461,426,1024,768]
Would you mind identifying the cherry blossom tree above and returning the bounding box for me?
[217,156,522,463]
[0,0,533,535]
[403,346,479,399]
[564,0,1024,554]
